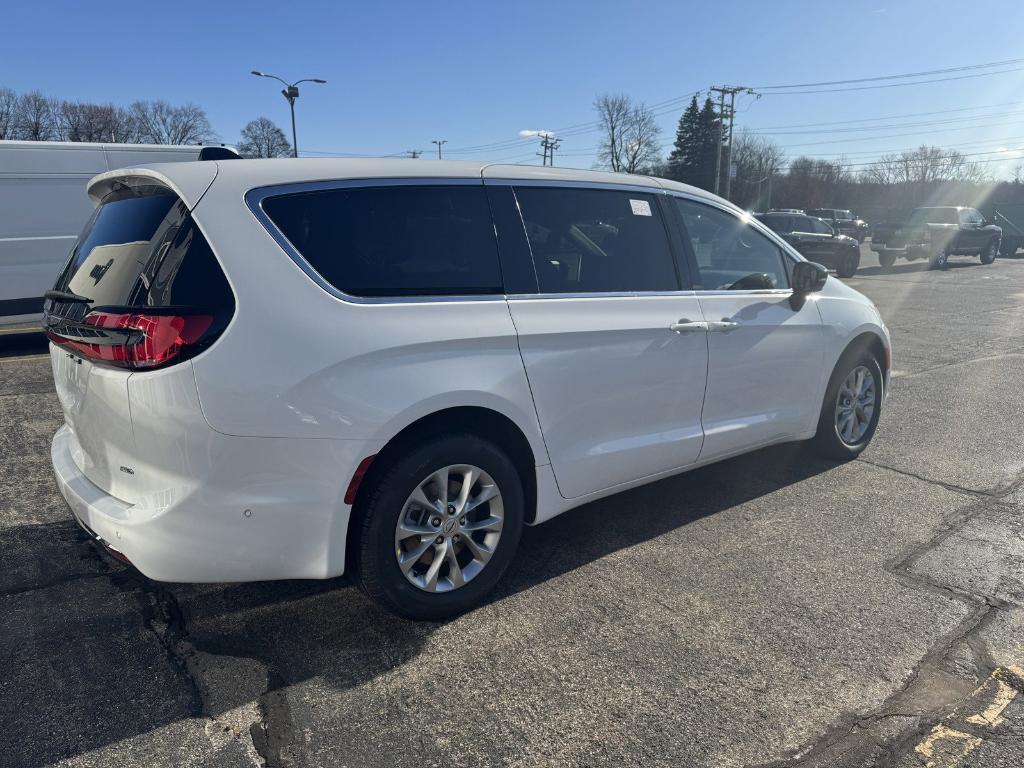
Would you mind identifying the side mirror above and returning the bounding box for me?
[791,261,828,309]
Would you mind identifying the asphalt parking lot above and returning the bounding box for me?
[3,244,1024,768]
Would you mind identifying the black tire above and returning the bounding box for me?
[836,247,860,278]
[812,349,884,460]
[980,238,999,265]
[928,248,949,270]
[356,433,524,620]
[878,251,897,270]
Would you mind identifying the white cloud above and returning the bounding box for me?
[519,129,554,138]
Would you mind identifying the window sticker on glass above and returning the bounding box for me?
[630,199,652,217]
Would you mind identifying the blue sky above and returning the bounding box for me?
[5,0,1024,176]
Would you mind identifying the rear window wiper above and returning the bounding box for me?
[44,289,94,304]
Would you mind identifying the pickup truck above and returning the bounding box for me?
[871,206,1001,269]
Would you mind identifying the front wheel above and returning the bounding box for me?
[356,434,524,620]
[980,238,999,265]
[836,248,860,278]
[878,251,897,270]
[812,350,884,460]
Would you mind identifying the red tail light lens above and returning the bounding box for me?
[47,311,214,370]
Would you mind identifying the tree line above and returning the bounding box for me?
[594,92,1024,219]
[0,86,293,158]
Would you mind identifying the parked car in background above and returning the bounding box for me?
[807,208,870,243]
[991,207,1024,256]
[0,140,238,326]
[46,159,891,619]
[871,206,1001,269]
[756,211,862,277]
[767,208,805,214]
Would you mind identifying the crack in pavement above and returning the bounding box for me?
[751,464,1024,768]
[110,569,274,767]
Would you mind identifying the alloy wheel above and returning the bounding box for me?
[834,365,877,446]
[394,464,504,593]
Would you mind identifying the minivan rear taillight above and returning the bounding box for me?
[46,310,215,370]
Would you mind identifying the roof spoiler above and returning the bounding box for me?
[198,146,241,161]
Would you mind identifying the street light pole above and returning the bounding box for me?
[251,71,327,158]
[432,139,447,159]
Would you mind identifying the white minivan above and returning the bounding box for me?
[46,159,890,619]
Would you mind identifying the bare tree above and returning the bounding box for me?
[861,145,986,185]
[728,130,786,208]
[130,100,214,144]
[595,94,662,173]
[14,91,57,140]
[53,101,141,142]
[0,88,18,139]
[238,117,292,158]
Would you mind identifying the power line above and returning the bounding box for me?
[759,67,1024,96]
[753,57,1024,90]
[747,100,1024,131]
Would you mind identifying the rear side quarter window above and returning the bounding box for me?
[260,184,503,298]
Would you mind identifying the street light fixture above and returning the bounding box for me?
[251,70,327,158]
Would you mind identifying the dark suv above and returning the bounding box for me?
[756,212,862,278]
[807,209,870,243]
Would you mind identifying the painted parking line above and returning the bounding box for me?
[913,665,1024,768]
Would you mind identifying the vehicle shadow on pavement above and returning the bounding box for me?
[3,443,839,768]
[855,261,979,277]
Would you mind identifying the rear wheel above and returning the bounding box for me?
[812,350,883,460]
[980,238,999,265]
[929,248,949,270]
[836,248,860,278]
[356,434,524,620]
[878,251,897,270]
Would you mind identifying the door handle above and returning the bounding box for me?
[707,318,741,332]
[669,319,708,333]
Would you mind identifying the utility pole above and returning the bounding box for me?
[406,150,422,158]
[709,85,758,199]
[432,139,448,159]
[537,133,561,166]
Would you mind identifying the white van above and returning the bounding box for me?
[0,140,237,325]
[46,158,890,619]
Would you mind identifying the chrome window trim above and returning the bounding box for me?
[245,176,793,305]
[506,290,699,301]
[483,177,668,196]
[244,177,506,305]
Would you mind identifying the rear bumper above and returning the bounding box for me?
[871,244,929,258]
[51,424,374,582]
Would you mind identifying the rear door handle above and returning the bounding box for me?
[669,319,708,334]
[707,318,741,332]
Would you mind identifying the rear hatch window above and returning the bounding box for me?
[45,184,234,369]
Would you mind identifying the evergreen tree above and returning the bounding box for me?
[696,96,721,192]
[667,95,721,192]
[667,95,700,182]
